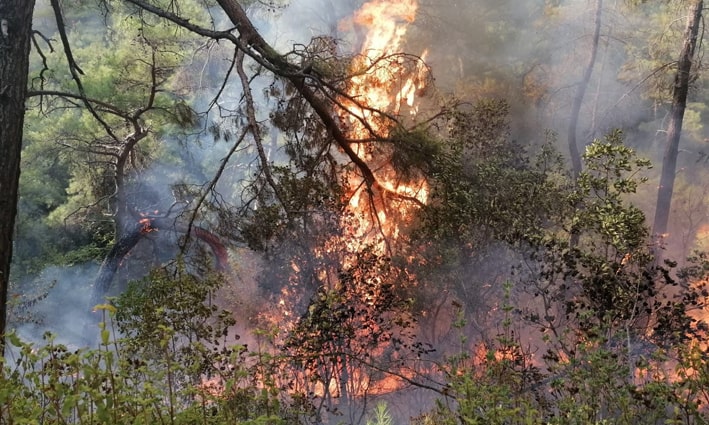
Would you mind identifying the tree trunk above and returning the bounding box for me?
[568,0,602,179]
[0,0,36,351]
[652,0,703,245]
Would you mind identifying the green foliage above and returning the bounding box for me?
[418,99,567,248]
[424,286,544,425]
[414,129,709,424]
[16,0,210,278]
[13,2,709,425]
[0,330,296,425]
[366,402,393,425]
[618,0,696,106]
[571,129,652,253]
[407,100,568,335]
[545,341,667,424]
[1,257,306,425]
[1,331,168,424]
[111,262,313,424]
[420,289,709,425]
[389,126,441,180]
[521,131,709,347]
[114,263,235,364]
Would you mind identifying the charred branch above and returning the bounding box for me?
[91,218,230,307]
[91,221,145,306]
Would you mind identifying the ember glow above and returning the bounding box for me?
[138,212,157,233]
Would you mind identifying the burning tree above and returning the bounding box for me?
[15,0,446,416]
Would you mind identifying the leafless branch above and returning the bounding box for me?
[27,90,132,119]
[183,125,249,249]
[30,30,54,94]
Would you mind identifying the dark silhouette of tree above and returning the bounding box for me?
[652,0,703,248]
[0,0,36,351]
[568,0,603,179]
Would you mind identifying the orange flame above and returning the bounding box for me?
[138,217,155,233]
[332,0,428,397]
[344,0,428,135]
[268,0,431,400]
[341,0,429,249]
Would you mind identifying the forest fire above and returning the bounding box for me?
[138,211,158,233]
[345,0,423,130]
[309,0,431,398]
[341,0,430,247]
[264,0,434,402]
[13,0,709,422]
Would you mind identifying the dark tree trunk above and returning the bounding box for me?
[91,222,145,307]
[90,217,229,309]
[652,0,703,245]
[0,0,36,351]
[568,0,602,179]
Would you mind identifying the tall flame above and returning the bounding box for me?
[271,0,432,400]
[342,0,429,247]
[347,0,420,129]
[335,0,429,397]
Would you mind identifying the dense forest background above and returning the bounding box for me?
[3,0,709,424]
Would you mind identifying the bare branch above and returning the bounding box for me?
[183,125,249,248]
[235,48,286,205]
[123,0,238,43]
[30,30,54,93]
[27,90,132,119]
